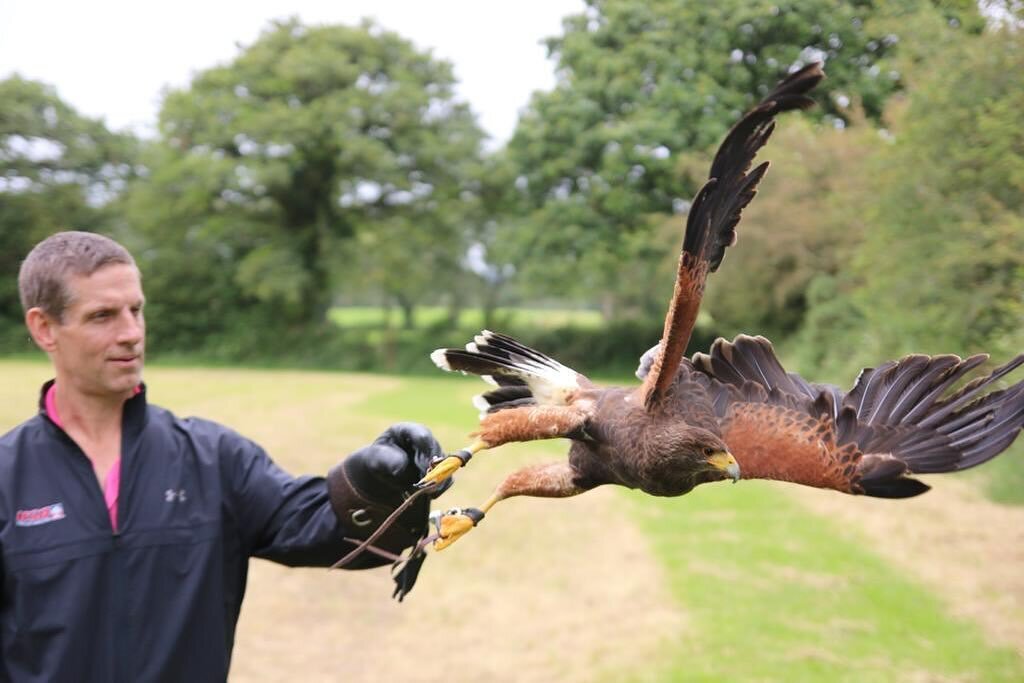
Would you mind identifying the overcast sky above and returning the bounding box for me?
[0,0,585,149]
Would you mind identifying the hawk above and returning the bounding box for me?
[421,63,1024,549]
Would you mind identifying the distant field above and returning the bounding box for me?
[329,305,605,330]
[1,359,1021,682]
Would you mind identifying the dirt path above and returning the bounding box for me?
[231,473,1024,682]
[242,471,1024,683]
[229,457,684,683]
[789,477,1024,656]
[131,369,681,683]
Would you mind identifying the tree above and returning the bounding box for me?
[132,18,485,341]
[841,28,1024,366]
[701,113,884,342]
[502,0,983,319]
[771,26,1024,382]
[0,76,137,341]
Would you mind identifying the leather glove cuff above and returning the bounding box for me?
[326,459,427,569]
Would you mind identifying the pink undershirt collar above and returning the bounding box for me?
[44,383,136,532]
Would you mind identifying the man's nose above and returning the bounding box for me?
[116,309,144,344]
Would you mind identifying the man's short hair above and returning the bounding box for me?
[18,231,138,321]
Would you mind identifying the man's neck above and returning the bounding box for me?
[53,380,128,443]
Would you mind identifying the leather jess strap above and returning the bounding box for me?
[330,481,439,570]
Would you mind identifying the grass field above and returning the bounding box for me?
[329,305,606,331]
[1,359,1022,681]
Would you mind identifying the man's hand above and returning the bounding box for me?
[326,423,446,580]
[341,422,448,506]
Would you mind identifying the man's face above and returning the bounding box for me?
[47,264,146,399]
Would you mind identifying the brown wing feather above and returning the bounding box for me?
[642,63,824,412]
[690,334,1024,498]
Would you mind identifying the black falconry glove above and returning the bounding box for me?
[326,423,451,599]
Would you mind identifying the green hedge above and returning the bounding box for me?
[143,315,719,377]
[0,307,721,377]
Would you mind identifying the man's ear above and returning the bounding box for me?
[25,308,58,353]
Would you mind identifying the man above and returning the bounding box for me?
[0,231,442,682]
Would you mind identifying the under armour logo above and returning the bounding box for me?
[164,489,187,503]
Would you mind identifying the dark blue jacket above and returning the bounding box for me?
[0,384,354,682]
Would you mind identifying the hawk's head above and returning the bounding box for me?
[645,426,739,496]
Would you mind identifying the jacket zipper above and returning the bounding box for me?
[48,419,125,680]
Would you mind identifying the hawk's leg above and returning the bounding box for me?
[418,439,488,486]
[434,461,589,550]
[418,405,589,487]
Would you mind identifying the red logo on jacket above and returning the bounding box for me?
[15,503,66,527]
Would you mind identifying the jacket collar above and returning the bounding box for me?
[38,380,149,438]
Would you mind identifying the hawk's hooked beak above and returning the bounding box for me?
[707,450,741,483]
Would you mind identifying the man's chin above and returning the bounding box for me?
[108,368,143,395]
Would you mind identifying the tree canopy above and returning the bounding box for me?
[0,8,1019,381]
[126,18,485,345]
[0,76,137,336]
[500,0,984,314]
[840,28,1024,367]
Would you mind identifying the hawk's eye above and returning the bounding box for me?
[702,446,715,457]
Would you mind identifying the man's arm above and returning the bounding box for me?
[220,423,443,570]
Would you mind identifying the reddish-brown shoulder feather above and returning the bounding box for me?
[719,402,860,492]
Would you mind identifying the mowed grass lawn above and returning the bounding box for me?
[329,305,605,330]
[1,358,1021,682]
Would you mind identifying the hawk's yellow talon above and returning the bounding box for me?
[433,509,484,551]
[418,455,464,486]
[416,440,489,487]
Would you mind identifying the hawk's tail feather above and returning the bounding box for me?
[472,330,564,371]
[472,388,536,416]
[431,330,585,410]
[430,348,527,386]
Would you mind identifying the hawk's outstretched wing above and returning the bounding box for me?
[688,335,1024,497]
[641,63,824,412]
